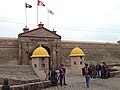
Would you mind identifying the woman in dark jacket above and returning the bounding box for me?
[50,68,58,86]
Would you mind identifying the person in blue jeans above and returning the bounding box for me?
[82,63,91,88]
[96,63,101,78]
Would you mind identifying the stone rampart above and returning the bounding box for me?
[0,38,19,65]
[0,37,120,66]
[61,41,120,65]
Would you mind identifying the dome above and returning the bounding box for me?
[69,47,85,57]
[31,45,50,58]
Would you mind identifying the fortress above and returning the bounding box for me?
[0,23,120,86]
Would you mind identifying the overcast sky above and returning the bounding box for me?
[0,0,120,43]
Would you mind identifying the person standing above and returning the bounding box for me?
[59,64,67,86]
[96,63,101,78]
[50,68,58,86]
[89,62,96,78]
[102,62,108,79]
[82,63,91,88]
[2,78,10,90]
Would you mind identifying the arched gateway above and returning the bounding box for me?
[18,23,62,69]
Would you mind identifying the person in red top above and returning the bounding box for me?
[59,64,67,86]
[82,63,91,88]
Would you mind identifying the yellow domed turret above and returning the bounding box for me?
[31,45,50,58]
[69,47,85,57]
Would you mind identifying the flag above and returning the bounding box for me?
[25,3,32,8]
[48,9,54,15]
[37,0,45,6]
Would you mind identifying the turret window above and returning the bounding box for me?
[74,62,76,65]
[80,61,82,65]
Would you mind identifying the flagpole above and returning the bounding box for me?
[47,8,49,28]
[37,0,38,25]
[25,3,27,26]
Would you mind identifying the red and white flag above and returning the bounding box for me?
[37,0,45,6]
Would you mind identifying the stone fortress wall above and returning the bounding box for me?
[0,37,120,66]
[0,38,19,65]
[0,38,120,66]
[61,41,120,65]
[0,37,120,88]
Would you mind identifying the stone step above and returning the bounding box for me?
[0,65,34,73]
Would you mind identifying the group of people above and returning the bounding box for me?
[89,62,109,79]
[50,64,67,86]
[50,62,109,88]
[1,62,109,89]
[82,62,109,88]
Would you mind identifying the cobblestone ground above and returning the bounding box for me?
[42,75,120,90]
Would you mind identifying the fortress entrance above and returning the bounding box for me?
[42,46,51,70]
[18,23,61,67]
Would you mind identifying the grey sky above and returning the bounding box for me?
[0,0,120,43]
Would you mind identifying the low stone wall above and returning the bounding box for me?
[109,71,120,77]
[0,81,51,90]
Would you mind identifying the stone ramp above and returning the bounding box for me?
[0,65,39,85]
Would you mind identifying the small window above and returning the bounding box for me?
[34,64,37,68]
[74,62,76,65]
[80,61,82,65]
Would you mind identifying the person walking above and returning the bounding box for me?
[96,63,101,78]
[82,63,91,88]
[59,64,67,86]
[2,78,10,90]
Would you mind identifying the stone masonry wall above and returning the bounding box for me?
[0,38,19,65]
[61,41,120,65]
[0,81,51,90]
[0,37,120,66]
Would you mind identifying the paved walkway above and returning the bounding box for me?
[42,75,120,90]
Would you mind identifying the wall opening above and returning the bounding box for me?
[42,46,51,70]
